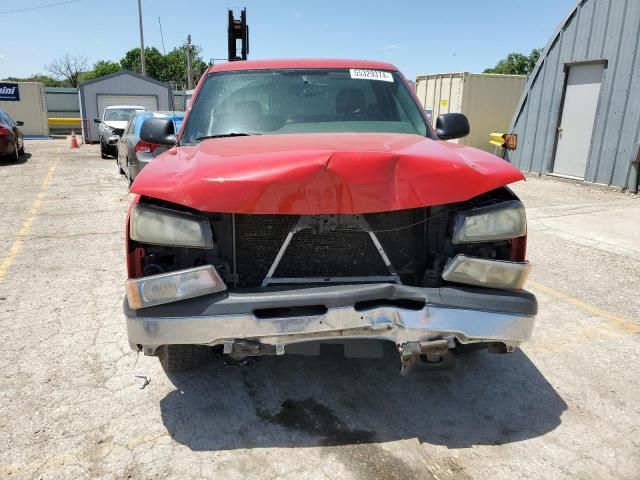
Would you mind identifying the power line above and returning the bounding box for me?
[158,17,166,55]
[0,0,81,15]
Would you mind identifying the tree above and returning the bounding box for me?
[46,54,89,87]
[81,60,121,82]
[162,45,208,89]
[3,74,66,87]
[119,44,208,89]
[484,49,542,76]
[120,47,166,80]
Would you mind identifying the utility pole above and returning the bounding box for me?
[186,34,194,90]
[137,0,146,76]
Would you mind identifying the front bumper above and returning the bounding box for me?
[125,283,537,355]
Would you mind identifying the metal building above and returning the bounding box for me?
[507,0,640,192]
[45,87,81,135]
[78,71,171,143]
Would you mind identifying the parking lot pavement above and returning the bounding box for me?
[0,139,638,480]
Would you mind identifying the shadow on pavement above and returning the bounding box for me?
[160,344,566,451]
[0,152,31,166]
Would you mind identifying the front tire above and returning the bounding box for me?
[157,345,210,371]
[100,140,109,159]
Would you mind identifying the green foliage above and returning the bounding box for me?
[5,42,208,90]
[81,60,121,82]
[119,45,208,88]
[163,45,208,89]
[120,47,166,80]
[484,49,542,76]
[2,74,68,87]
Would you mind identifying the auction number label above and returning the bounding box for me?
[350,69,394,82]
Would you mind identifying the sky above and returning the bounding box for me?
[0,0,576,81]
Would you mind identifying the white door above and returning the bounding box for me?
[97,95,159,119]
[552,63,604,178]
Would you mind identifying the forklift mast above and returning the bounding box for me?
[228,8,249,62]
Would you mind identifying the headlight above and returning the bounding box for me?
[452,200,526,244]
[130,204,213,248]
[126,265,226,309]
[442,254,531,289]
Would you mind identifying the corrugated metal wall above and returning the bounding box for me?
[45,87,80,134]
[45,87,80,117]
[507,0,640,190]
[172,91,188,111]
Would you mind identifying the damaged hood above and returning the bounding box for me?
[131,133,524,214]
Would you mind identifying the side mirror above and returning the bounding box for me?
[140,117,176,146]
[435,113,470,140]
[94,118,102,124]
[16,121,24,127]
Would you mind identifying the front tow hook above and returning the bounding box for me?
[399,339,458,375]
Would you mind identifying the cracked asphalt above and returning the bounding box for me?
[0,139,638,479]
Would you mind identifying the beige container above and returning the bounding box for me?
[415,73,526,152]
[0,82,49,137]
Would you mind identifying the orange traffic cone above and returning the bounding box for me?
[70,130,79,149]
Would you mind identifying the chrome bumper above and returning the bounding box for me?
[125,284,536,355]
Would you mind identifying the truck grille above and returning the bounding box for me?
[233,209,425,288]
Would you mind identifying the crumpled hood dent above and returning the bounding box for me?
[131,133,524,214]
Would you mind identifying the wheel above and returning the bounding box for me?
[157,345,210,371]
[12,141,19,162]
[18,142,24,156]
[100,140,109,159]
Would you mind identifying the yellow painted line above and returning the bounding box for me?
[528,280,640,335]
[0,158,59,281]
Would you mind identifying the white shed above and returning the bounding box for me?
[78,71,171,143]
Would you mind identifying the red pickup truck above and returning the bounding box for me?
[124,59,536,375]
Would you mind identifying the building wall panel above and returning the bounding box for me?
[508,0,640,190]
[0,83,49,136]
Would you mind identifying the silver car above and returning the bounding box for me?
[116,111,184,186]
[95,105,146,159]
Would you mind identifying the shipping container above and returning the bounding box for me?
[0,82,49,137]
[415,73,526,152]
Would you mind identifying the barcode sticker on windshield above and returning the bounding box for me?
[350,69,394,82]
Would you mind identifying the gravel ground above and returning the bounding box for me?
[0,140,638,479]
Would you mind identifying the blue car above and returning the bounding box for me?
[116,111,184,186]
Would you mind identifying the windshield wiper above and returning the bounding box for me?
[195,132,261,141]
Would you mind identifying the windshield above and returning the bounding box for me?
[104,108,144,122]
[182,68,430,144]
